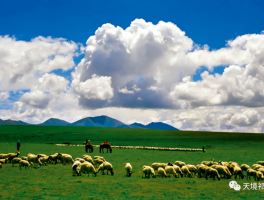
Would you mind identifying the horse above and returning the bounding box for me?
[85,143,93,153]
[99,143,112,153]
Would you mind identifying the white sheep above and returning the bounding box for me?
[252,164,263,170]
[7,152,20,163]
[247,169,259,181]
[0,158,7,164]
[21,156,28,161]
[19,160,31,170]
[82,156,94,165]
[205,167,221,180]
[172,165,183,178]
[81,162,97,176]
[165,166,177,178]
[181,166,192,178]
[94,156,105,161]
[0,154,8,159]
[257,161,264,166]
[241,164,251,172]
[201,159,216,166]
[186,165,198,178]
[12,157,22,167]
[101,161,114,175]
[233,166,244,179]
[57,153,74,165]
[142,166,156,178]
[75,158,86,163]
[151,162,172,170]
[158,167,168,178]
[211,165,232,179]
[256,171,264,180]
[125,163,132,177]
[197,164,209,178]
[39,156,50,165]
[94,158,105,167]
[174,161,186,167]
[48,153,59,164]
[28,155,42,167]
[72,161,82,176]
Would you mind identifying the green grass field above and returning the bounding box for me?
[1,125,264,199]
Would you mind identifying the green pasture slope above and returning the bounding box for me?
[1,125,264,199]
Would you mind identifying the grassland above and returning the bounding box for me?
[1,125,264,199]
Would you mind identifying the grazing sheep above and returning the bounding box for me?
[211,165,232,179]
[197,164,209,178]
[241,164,251,172]
[257,167,264,174]
[233,166,244,179]
[12,157,22,167]
[205,167,221,180]
[72,161,82,176]
[247,169,259,181]
[27,153,36,157]
[19,160,31,170]
[94,156,105,162]
[164,166,177,178]
[172,165,183,178]
[75,158,86,163]
[0,154,8,159]
[48,153,59,164]
[94,158,105,167]
[252,164,263,170]
[97,162,114,175]
[0,158,7,164]
[174,161,186,167]
[81,162,97,176]
[186,165,198,178]
[37,154,47,158]
[7,152,20,163]
[21,156,28,161]
[181,166,192,178]
[125,163,133,177]
[39,156,50,165]
[57,153,74,165]
[256,171,264,180]
[28,155,42,167]
[82,156,94,165]
[257,161,264,166]
[201,159,216,166]
[158,167,168,178]
[151,163,172,170]
[142,166,156,178]
[82,155,92,159]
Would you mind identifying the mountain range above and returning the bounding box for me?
[0,115,178,130]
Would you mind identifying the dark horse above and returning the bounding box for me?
[99,143,112,153]
[85,143,93,153]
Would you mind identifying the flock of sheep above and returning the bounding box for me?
[56,144,203,152]
[1,152,264,181]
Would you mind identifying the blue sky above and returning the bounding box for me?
[1,0,264,132]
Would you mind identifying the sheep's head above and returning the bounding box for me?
[129,171,132,177]
[17,152,20,156]
[110,169,114,176]
[167,162,173,166]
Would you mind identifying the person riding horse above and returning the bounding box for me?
[84,139,93,153]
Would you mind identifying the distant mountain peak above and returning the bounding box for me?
[0,115,179,130]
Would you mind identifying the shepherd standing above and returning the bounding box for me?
[17,140,20,151]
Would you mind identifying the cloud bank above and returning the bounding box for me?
[1,19,264,133]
